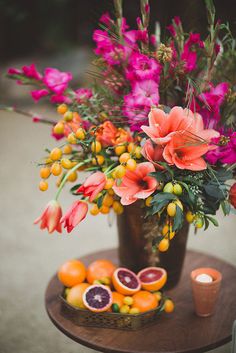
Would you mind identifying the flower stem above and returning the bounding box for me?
[55,159,90,201]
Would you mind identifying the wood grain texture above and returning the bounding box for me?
[45,249,236,353]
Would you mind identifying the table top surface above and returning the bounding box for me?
[45,249,236,353]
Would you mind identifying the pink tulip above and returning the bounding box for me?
[113,162,158,205]
[77,172,106,202]
[141,139,165,169]
[229,183,236,209]
[34,200,62,233]
[60,201,88,233]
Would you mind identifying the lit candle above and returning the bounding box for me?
[196,273,213,283]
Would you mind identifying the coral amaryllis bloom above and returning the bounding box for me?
[113,162,158,205]
[141,106,218,145]
[60,200,88,233]
[77,172,106,202]
[34,200,62,233]
[141,139,164,169]
[163,131,213,171]
[229,183,236,209]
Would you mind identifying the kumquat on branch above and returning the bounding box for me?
[3,0,236,257]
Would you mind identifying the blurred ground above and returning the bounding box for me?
[0,59,236,353]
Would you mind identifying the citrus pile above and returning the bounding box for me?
[57,258,174,315]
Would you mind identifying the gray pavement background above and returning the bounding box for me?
[0,64,236,353]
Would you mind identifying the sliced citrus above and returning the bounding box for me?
[66,282,90,309]
[137,267,167,291]
[112,268,141,295]
[86,259,117,284]
[132,290,158,313]
[82,284,112,312]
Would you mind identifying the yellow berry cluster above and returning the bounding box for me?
[38,145,77,191]
[90,182,124,216]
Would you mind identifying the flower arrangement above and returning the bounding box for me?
[4,0,236,253]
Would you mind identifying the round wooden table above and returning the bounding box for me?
[45,249,236,353]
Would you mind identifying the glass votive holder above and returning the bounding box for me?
[191,267,222,317]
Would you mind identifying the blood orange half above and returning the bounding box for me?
[112,268,141,295]
[137,267,167,291]
[82,284,112,312]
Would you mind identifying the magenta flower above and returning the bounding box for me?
[181,33,203,72]
[31,89,49,102]
[126,52,161,81]
[75,88,93,102]
[99,12,112,27]
[22,64,42,80]
[8,68,22,75]
[198,83,229,128]
[206,133,236,165]
[131,80,159,106]
[50,94,72,104]
[43,68,72,95]
[123,80,159,131]
[199,83,229,112]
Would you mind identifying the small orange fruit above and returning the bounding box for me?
[40,167,50,179]
[104,178,114,190]
[115,145,126,156]
[119,153,130,164]
[39,180,48,191]
[57,104,68,115]
[164,299,175,313]
[132,291,158,313]
[112,291,125,308]
[86,259,116,284]
[50,147,62,161]
[158,238,170,252]
[66,282,90,309]
[58,259,87,287]
[126,159,136,171]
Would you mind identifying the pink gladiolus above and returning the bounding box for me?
[22,63,42,80]
[8,68,22,75]
[199,83,229,112]
[75,88,93,103]
[50,94,72,104]
[60,200,88,233]
[141,139,164,169]
[100,12,112,27]
[34,200,62,233]
[31,89,49,102]
[206,133,236,165]
[113,162,158,205]
[126,52,161,81]
[43,68,72,95]
[77,172,106,202]
[131,80,160,106]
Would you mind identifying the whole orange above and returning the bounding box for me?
[112,292,125,308]
[86,259,116,284]
[132,291,158,313]
[66,283,90,309]
[58,259,86,287]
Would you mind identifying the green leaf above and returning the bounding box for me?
[149,171,169,183]
[204,217,210,230]
[70,184,81,195]
[206,215,219,227]
[221,200,231,216]
[151,192,176,204]
[97,195,103,209]
[151,199,169,215]
[172,205,183,232]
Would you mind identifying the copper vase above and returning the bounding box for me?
[117,202,189,289]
